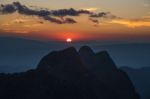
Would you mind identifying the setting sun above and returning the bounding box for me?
[66,38,72,43]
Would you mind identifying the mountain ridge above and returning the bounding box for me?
[0,46,140,99]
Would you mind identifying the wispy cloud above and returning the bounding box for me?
[43,16,77,24]
[111,17,150,28]
[1,18,43,28]
[11,18,28,24]
[1,28,29,34]
[1,18,29,26]
[89,18,99,24]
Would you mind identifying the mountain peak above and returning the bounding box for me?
[97,51,109,56]
[79,46,94,54]
[37,46,117,72]
[61,46,77,54]
[37,46,82,72]
[96,51,117,70]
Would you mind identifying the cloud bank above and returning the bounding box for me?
[0,2,116,24]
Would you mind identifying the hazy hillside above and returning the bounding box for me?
[121,67,150,99]
[0,37,57,73]
[91,43,150,68]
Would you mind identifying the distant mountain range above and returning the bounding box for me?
[121,67,150,99]
[0,46,139,99]
[0,36,150,73]
[0,37,60,72]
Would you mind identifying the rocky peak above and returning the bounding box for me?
[96,51,117,70]
[79,46,95,56]
[37,47,81,71]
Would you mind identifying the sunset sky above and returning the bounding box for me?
[0,0,150,42]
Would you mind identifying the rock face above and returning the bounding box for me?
[79,46,140,99]
[0,46,140,99]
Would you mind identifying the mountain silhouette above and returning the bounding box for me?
[0,46,140,99]
[79,46,139,99]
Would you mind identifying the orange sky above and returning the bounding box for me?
[0,1,150,42]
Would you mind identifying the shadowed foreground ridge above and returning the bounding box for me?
[0,46,140,99]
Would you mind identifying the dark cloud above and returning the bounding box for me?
[13,2,51,16]
[0,2,117,24]
[51,8,78,16]
[51,8,91,17]
[0,2,90,17]
[51,8,92,16]
[0,2,81,24]
[43,16,76,24]
[90,12,109,18]
[0,2,51,17]
[90,12,119,19]
[89,18,99,24]
[64,18,76,24]
[43,16,63,24]
[78,10,91,15]
[0,4,16,14]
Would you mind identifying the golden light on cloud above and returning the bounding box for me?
[12,18,28,24]
[111,19,150,28]
[83,8,99,12]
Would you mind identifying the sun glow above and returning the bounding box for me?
[66,38,72,43]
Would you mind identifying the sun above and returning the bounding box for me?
[66,38,72,43]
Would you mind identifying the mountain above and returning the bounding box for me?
[0,46,139,99]
[79,46,139,99]
[1,36,150,73]
[121,67,150,99]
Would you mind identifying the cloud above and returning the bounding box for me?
[83,8,99,12]
[43,16,63,24]
[111,17,150,28]
[43,16,76,24]
[51,8,79,16]
[89,18,99,24]
[12,2,51,16]
[90,12,119,19]
[1,28,29,34]
[1,18,43,28]
[0,2,114,25]
[0,2,40,15]
[0,4,16,14]
[24,24,43,27]
[89,12,119,25]
[11,18,28,24]
[0,2,90,17]
[90,12,109,17]
[1,18,29,27]
[64,18,76,24]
